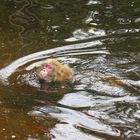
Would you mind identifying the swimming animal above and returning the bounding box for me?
[37,58,73,83]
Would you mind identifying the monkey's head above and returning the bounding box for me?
[37,59,73,83]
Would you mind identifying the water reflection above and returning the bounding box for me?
[0,0,140,140]
[0,38,139,139]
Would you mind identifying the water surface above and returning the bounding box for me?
[0,0,140,140]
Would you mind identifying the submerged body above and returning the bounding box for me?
[37,58,73,83]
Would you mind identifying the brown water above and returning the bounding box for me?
[0,0,140,140]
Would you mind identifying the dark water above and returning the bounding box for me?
[0,0,140,139]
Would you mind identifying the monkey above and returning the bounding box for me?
[36,58,73,84]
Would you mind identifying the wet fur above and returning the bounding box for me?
[37,58,73,83]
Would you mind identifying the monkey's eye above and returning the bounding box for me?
[45,64,54,70]
[45,64,49,68]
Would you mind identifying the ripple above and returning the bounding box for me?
[0,40,102,85]
[65,28,106,42]
[35,106,120,138]
[86,0,101,5]
[59,91,139,108]
[51,124,101,140]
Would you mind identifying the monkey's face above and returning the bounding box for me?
[38,63,55,83]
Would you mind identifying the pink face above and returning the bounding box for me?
[39,63,55,82]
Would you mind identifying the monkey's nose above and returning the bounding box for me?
[39,69,48,80]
